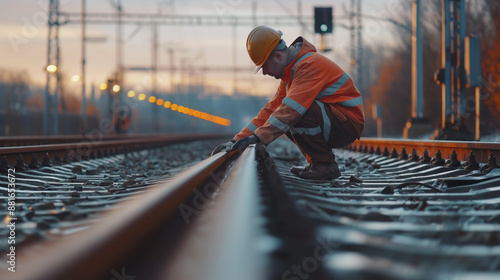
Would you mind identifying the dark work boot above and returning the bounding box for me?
[290,164,311,176]
[298,162,341,180]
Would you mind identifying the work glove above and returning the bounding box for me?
[229,135,260,152]
[211,140,236,156]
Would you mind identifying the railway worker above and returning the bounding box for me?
[212,26,364,180]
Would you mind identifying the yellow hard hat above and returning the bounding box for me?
[246,26,286,73]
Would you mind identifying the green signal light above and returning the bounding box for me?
[320,24,328,32]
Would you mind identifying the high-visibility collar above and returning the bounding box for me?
[283,37,317,86]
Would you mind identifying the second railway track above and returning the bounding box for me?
[1,136,500,279]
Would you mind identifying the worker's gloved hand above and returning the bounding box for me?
[230,135,260,152]
[211,140,236,156]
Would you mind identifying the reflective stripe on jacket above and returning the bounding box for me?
[234,37,364,144]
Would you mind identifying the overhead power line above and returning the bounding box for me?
[59,12,313,26]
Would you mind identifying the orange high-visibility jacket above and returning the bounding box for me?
[234,37,364,145]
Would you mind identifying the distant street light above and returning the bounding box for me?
[99,83,108,90]
[71,74,80,82]
[46,64,58,73]
[112,84,121,93]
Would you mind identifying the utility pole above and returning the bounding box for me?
[110,0,123,134]
[297,0,305,35]
[404,0,432,139]
[252,0,257,26]
[168,48,175,93]
[81,0,87,131]
[411,0,423,119]
[44,0,61,135]
[433,0,471,140]
[152,22,159,131]
[441,0,466,127]
[232,22,237,95]
[116,0,123,83]
[349,0,362,91]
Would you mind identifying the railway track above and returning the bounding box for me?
[0,135,153,147]
[0,133,231,168]
[1,136,500,279]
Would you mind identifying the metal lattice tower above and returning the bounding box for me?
[349,0,363,91]
[44,0,61,135]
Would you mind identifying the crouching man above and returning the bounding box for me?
[212,26,364,180]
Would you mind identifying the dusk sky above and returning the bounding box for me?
[1,0,400,98]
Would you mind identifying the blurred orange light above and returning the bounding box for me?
[147,101,230,126]
[127,90,136,98]
[138,93,146,101]
[99,83,108,91]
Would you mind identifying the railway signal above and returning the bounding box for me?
[314,7,333,52]
[314,7,333,34]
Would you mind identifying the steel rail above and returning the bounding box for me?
[8,149,237,280]
[0,133,231,167]
[349,137,500,163]
[0,134,175,147]
[160,145,271,280]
